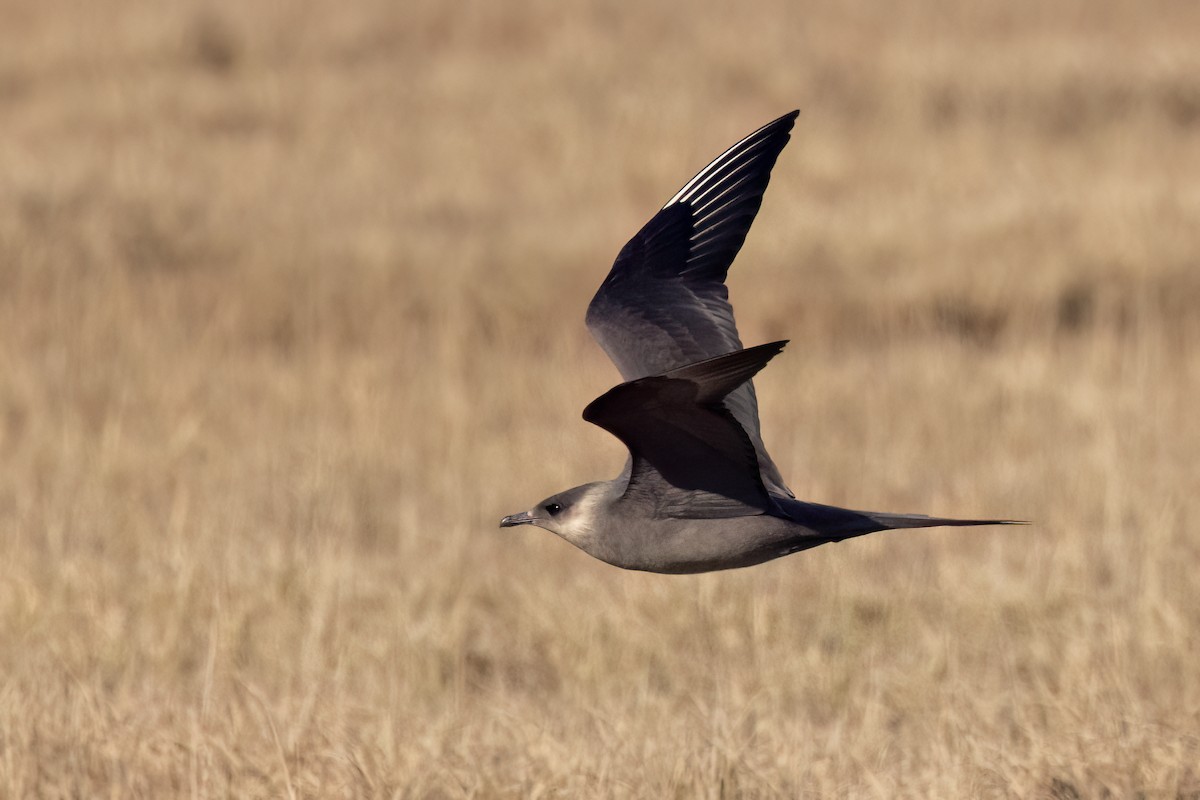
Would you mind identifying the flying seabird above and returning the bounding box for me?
[500,110,1018,573]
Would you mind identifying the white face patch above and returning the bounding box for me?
[551,486,603,547]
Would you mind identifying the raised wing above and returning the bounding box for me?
[582,342,787,519]
[585,111,799,497]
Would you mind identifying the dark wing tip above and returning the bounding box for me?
[581,341,789,426]
[661,341,788,403]
[761,339,790,356]
[665,340,787,375]
[777,109,801,127]
[746,110,801,139]
[665,110,800,210]
[754,109,800,137]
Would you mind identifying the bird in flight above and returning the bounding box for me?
[501,111,1018,573]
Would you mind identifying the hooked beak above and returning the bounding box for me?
[499,511,536,528]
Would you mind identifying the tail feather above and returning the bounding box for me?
[775,497,1026,541]
[865,512,1027,530]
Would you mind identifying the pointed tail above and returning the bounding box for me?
[863,511,1027,531]
[775,498,1027,541]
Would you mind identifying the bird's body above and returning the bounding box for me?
[542,480,1006,574]
[501,111,1018,573]
[570,489,805,575]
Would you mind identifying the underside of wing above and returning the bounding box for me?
[585,111,799,497]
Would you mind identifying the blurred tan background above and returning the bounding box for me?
[2,0,1198,796]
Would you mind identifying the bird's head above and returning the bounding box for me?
[499,482,607,548]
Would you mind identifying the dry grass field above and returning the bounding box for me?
[2,0,1199,796]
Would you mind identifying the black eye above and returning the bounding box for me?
[546,503,563,516]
